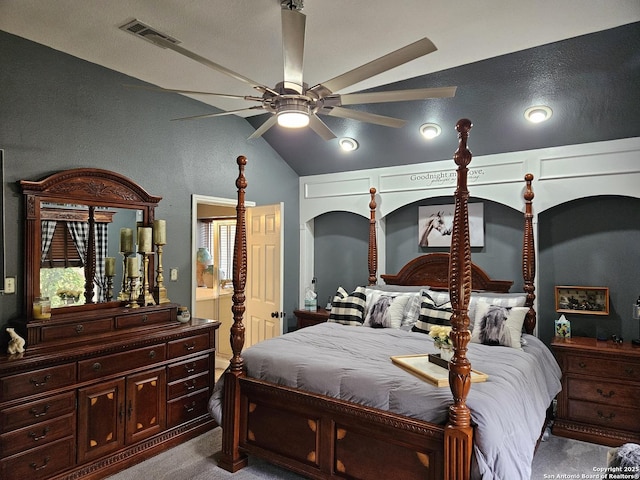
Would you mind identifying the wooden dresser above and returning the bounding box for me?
[0,305,220,480]
[293,308,330,329]
[551,336,640,446]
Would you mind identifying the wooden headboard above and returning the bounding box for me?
[380,253,513,292]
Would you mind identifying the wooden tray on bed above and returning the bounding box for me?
[391,353,488,387]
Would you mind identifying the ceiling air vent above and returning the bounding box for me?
[119,19,180,47]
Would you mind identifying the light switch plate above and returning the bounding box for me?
[4,277,16,294]
[170,268,178,281]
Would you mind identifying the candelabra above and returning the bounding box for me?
[118,251,133,301]
[137,251,156,307]
[126,274,139,308]
[153,242,170,304]
[106,275,114,302]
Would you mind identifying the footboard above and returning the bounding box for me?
[238,376,446,480]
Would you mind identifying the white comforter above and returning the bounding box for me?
[210,322,561,480]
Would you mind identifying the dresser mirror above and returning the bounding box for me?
[21,168,161,321]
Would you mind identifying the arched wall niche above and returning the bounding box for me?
[298,136,640,310]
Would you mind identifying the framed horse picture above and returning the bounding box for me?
[419,203,484,247]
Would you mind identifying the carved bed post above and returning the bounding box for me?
[445,119,474,480]
[368,187,378,286]
[219,156,249,472]
[523,173,536,334]
[84,206,96,303]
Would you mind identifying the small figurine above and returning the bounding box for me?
[6,327,26,354]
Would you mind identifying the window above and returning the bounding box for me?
[197,218,236,288]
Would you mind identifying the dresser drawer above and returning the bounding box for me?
[567,377,640,408]
[0,412,75,457]
[41,318,113,342]
[166,389,209,428]
[1,391,75,433]
[0,364,76,402]
[566,354,640,382]
[167,372,210,400]
[78,343,166,381]
[0,436,75,480]
[115,309,171,329]
[167,333,210,359]
[567,399,640,432]
[167,355,210,382]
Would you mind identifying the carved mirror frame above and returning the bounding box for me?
[20,168,161,321]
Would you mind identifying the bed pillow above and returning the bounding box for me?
[363,293,411,328]
[411,291,453,334]
[400,293,422,329]
[328,286,367,326]
[471,299,528,349]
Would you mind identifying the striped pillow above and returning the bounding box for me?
[412,291,453,334]
[328,286,367,326]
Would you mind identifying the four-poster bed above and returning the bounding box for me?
[212,120,560,479]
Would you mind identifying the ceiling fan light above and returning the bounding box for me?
[524,105,552,123]
[339,137,358,152]
[420,123,441,139]
[276,99,311,128]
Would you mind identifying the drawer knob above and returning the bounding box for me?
[29,426,50,441]
[142,315,148,322]
[184,341,196,351]
[185,380,196,391]
[596,388,615,398]
[625,367,635,375]
[184,363,196,374]
[578,361,587,369]
[597,410,616,421]
[30,404,51,418]
[92,362,102,371]
[149,350,156,359]
[75,324,84,334]
[30,456,50,471]
[29,374,52,388]
[184,401,196,413]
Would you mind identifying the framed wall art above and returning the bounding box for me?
[418,203,484,247]
[555,286,609,315]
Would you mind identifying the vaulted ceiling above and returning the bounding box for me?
[1,1,639,176]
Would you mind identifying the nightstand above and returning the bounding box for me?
[293,308,330,329]
[551,336,640,446]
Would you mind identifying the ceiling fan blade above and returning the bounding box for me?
[123,84,263,101]
[327,106,406,128]
[248,115,278,139]
[146,34,277,96]
[310,37,437,96]
[281,8,306,94]
[308,115,337,141]
[171,106,265,121]
[339,86,457,105]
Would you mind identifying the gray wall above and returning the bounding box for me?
[0,31,301,336]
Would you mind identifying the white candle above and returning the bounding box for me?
[120,228,133,253]
[153,219,166,245]
[105,257,116,276]
[126,256,139,277]
[137,227,152,253]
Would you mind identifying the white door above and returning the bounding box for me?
[245,203,283,347]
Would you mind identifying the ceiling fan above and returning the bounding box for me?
[122,0,456,140]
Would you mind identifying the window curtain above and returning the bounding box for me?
[41,220,57,263]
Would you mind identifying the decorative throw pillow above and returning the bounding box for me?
[400,293,422,329]
[328,286,367,326]
[363,294,411,329]
[412,291,453,334]
[471,300,528,349]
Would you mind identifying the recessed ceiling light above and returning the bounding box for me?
[339,137,358,152]
[524,105,553,123]
[419,123,442,139]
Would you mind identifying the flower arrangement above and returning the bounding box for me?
[428,325,453,350]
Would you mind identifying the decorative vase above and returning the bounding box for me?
[177,306,191,323]
[438,346,453,362]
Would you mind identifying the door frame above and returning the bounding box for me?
[190,194,255,315]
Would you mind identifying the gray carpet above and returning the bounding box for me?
[106,426,613,480]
